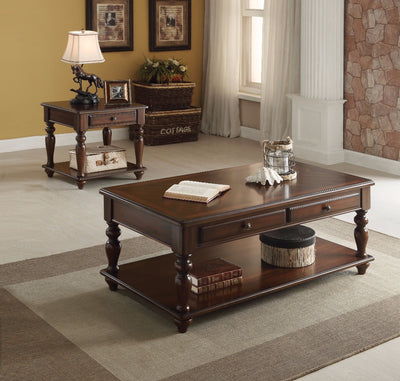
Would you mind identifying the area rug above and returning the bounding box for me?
[1,219,399,381]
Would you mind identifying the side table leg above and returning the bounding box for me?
[174,252,193,333]
[354,209,370,274]
[103,127,112,146]
[45,122,55,177]
[75,130,87,189]
[133,124,145,180]
[105,221,121,291]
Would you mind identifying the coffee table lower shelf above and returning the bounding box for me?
[100,235,374,322]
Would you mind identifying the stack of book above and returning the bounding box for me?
[190,258,243,294]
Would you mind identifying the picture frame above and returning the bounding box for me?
[104,80,132,105]
[149,0,191,51]
[86,0,133,52]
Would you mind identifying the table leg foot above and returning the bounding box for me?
[357,263,370,275]
[45,169,54,178]
[174,317,192,333]
[106,278,118,291]
[76,179,86,189]
[135,170,144,180]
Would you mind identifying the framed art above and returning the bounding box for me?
[149,0,191,51]
[104,80,132,105]
[86,0,133,52]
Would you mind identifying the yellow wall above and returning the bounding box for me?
[0,0,204,140]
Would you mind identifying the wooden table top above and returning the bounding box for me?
[100,162,374,223]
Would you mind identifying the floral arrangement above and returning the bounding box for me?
[138,57,188,84]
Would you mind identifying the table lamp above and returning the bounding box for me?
[61,30,105,105]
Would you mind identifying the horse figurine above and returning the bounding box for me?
[71,64,103,93]
[69,64,104,104]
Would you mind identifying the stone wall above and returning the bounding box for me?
[345,0,400,161]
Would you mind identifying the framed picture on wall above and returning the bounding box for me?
[104,80,132,105]
[86,0,133,52]
[149,0,191,51]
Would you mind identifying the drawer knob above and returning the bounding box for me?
[322,205,331,212]
[243,222,252,230]
[111,116,117,121]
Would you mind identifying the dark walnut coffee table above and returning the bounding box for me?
[99,162,375,333]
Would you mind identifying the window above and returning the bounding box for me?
[240,0,264,94]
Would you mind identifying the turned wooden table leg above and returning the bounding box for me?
[174,252,193,333]
[105,221,121,291]
[45,122,55,177]
[75,130,87,189]
[102,127,112,146]
[354,209,370,274]
[133,124,145,180]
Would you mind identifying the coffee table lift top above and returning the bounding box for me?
[99,162,375,333]
[41,100,148,189]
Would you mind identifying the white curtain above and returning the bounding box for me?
[260,0,301,141]
[200,0,241,137]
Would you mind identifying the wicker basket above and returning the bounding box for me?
[129,107,201,146]
[69,145,127,174]
[133,81,195,111]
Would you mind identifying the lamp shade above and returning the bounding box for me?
[61,30,105,64]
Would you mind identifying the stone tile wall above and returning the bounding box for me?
[345,0,400,161]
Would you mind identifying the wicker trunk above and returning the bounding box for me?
[69,145,127,174]
[130,107,201,146]
[133,81,196,111]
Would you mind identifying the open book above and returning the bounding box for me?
[163,180,231,203]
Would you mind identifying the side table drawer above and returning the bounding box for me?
[88,111,137,127]
[289,193,360,223]
[200,210,286,244]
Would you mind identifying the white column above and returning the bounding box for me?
[289,0,345,164]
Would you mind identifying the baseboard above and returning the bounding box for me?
[240,126,260,141]
[2,128,399,176]
[0,127,130,153]
[344,149,400,176]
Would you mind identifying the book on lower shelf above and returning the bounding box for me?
[163,180,231,203]
[191,276,243,294]
[190,257,242,287]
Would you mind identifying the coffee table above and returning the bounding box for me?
[99,162,375,333]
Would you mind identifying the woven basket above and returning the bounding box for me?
[129,107,201,146]
[133,81,195,111]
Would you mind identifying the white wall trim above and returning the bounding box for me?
[240,125,260,141]
[344,149,400,176]
[2,128,399,176]
[0,127,130,153]
[238,92,261,103]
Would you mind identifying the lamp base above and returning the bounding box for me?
[70,92,100,105]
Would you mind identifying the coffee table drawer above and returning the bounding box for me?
[289,193,360,223]
[200,210,286,244]
[88,111,137,127]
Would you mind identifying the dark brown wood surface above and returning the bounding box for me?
[100,236,373,318]
[99,162,375,332]
[100,162,373,222]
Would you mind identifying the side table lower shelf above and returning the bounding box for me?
[100,235,374,321]
[43,161,146,183]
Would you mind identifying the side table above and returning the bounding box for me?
[41,100,148,189]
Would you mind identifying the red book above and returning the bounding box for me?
[190,258,242,287]
[191,276,243,294]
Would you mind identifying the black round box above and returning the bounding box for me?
[259,225,316,268]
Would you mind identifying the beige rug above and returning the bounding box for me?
[1,219,399,381]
